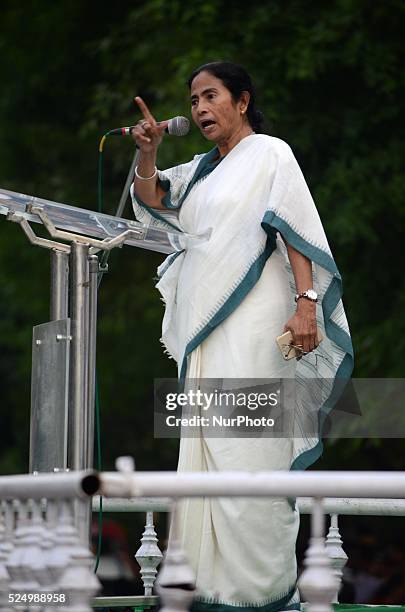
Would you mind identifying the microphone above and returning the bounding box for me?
[108,116,190,137]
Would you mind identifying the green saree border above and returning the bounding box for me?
[191,585,299,612]
[133,147,221,232]
[176,146,221,208]
[156,248,185,281]
[261,211,354,471]
[132,193,183,232]
[179,212,354,475]
[179,226,278,380]
[262,212,340,277]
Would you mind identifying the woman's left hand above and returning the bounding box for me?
[283,299,319,354]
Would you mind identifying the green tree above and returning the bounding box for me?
[0,0,404,473]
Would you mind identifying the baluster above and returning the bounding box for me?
[57,549,100,612]
[44,499,99,611]
[19,500,42,611]
[6,500,39,610]
[2,502,14,552]
[18,499,49,611]
[46,500,94,581]
[155,501,196,612]
[135,511,163,595]
[41,499,59,612]
[46,500,79,587]
[325,514,348,603]
[1,500,14,610]
[298,498,338,612]
[0,502,11,611]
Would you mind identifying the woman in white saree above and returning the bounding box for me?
[130,62,354,612]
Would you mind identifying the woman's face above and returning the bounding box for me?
[190,71,247,142]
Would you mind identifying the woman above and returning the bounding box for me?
[131,62,354,611]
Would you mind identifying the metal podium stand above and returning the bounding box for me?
[0,186,205,541]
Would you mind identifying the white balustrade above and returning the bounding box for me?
[96,466,405,609]
[0,471,100,611]
[41,500,59,612]
[135,511,163,595]
[1,467,405,611]
[57,548,100,612]
[46,500,80,585]
[298,498,339,612]
[93,495,351,603]
[325,514,348,602]
[6,502,37,602]
[16,500,46,612]
[155,501,196,612]
[0,504,10,612]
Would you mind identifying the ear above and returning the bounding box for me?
[239,91,251,114]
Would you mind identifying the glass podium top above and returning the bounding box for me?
[0,187,193,254]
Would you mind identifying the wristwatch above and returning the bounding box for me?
[294,289,318,303]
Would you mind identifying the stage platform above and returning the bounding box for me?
[92,600,405,612]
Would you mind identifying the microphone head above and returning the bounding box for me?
[167,116,190,137]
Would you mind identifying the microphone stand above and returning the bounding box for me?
[98,147,139,285]
[116,147,140,219]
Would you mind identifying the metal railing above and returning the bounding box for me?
[91,466,405,612]
[1,467,405,612]
[0,471,100,611]
[92,495,405,607]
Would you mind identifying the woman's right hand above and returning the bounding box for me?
[132,96,169,154]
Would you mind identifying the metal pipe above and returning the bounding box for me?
[311,497,324,539]
[0,471,99,500]
[99,470,405,500]
[92,497,172,513]
[93,596,158,609]
[298,497,405,516]
[50,249,69,320]
[86,255,98,470]
[68,241,90,471]
[91,496,405,516]
[28,205,145,250]
[6,212,70,252]
[68,242,91,543]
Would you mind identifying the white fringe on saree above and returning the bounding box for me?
[131,134,353,610]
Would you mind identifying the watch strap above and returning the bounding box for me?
[295,290,318,303]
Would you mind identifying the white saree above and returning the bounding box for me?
[131,134,354,611]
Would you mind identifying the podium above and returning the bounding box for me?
[0,186,203,540]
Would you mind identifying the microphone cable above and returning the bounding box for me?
[94,129,140,573]
[93,132,108,574]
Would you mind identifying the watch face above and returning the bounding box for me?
[306,289,317,300]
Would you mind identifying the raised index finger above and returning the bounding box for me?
[134,96,156,125]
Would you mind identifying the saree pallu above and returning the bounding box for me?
[131,134,354,611]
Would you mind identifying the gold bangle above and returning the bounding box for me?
[135,165,157,180]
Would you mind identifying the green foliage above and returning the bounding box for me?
[0,0,404,473]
